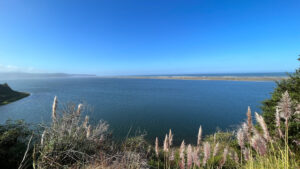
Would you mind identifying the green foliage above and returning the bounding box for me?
[261,57,300,152]
[242,142,299,169]
[122,135,150,153]
[0,120,32,169]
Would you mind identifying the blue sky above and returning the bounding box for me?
[0,0,299,75]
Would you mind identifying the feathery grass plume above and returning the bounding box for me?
[237,128,245,149]
[202,142,211,166]
[187,144,193,169]
[213,142,220,156]
[192,149,201,168]
[247,106,252,131]
[52,96,58,122]
[41,130,46,146]
[255,112,271,141]
[163,134,169,153]
[251,134,267,156]
[219,146,229,168]
[83,115,89,128]
[243,148,250,161]
[197,125,202,146]
[278,91,292,122]
[168,129,173,147]
[155,137,159,157]
[86,125,91,138]
[169,150,175,161]
[234,151,239,164]
[295,103,300,115]
[275,106,284,138]
[179,140,186,169]
[242,122,249,141]
[213,133,216,144]
[252,127,259,138]
[76,103,83,116]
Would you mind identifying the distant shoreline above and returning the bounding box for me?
[109,76,287,82]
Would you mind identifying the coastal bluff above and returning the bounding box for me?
[0,83,29,105]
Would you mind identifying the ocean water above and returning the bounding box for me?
[0,77,276,144]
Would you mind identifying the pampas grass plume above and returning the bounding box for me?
[76,104,83,116]
[163,134,169,153]
[187,144,193,169]
[155,137,159,157]
[213,142,220,156]
[52,96,58,122]
[179,140,185,169]
[197,125,202,146]
[255,112,271,141]
[168,129,173,147]
[203,142,210,166]
[237,128,245,149]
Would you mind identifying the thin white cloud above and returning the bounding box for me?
[0,64,45,73]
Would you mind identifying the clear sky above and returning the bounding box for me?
[0,0,299,75]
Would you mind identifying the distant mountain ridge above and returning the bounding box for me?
[0,83,29,105]
[0,72,96,79]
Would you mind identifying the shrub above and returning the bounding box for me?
[261,57,300,153]
[34,97,110,168]
[0,120,33,169]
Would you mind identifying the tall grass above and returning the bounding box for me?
[31,91,299,169]
[150,91,299,169]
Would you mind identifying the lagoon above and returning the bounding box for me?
[0,77,276,144]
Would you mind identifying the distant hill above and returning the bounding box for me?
[0,83,29,105]
[0,72,96,79]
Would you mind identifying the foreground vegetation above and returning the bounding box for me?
[8,91,297,169]
[0,83,29,105]
[0,58,299,169]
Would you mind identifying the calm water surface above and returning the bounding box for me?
[0,78,276,144]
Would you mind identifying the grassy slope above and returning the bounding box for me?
[0,83,29,105]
